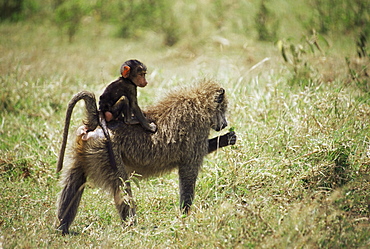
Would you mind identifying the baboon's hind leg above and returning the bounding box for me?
[57,168,86,235]
[113,180,137,226]
[178,165,199,214]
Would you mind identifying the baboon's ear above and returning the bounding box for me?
[121,66,131,78]
[215,88,225,103]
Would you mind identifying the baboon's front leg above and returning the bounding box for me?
[57,168,86,235]
[208,131,237,153]
[178,165,199,214]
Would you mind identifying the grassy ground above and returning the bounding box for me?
[1,20,369,248]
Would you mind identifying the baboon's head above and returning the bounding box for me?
[211,88,228,131]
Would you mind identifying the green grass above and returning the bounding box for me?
[1,18,369,248]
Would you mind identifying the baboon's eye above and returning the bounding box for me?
[215,88,225,103]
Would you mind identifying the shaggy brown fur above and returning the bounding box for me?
[56,80,236,234]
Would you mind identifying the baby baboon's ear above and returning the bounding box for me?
[121,66,131,78]
[215,88,225,103]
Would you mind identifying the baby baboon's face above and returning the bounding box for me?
[132,68,148,88]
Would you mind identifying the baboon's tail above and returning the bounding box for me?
[56,91,99,173]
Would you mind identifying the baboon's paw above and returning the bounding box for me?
[227,131,237,145]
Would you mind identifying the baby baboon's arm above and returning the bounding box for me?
[208,131,236,153]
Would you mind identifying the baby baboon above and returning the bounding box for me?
[56,80,236,234]
[99,59,156,132]
[75,59,154,170]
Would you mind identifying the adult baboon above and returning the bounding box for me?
[56,80,236,234]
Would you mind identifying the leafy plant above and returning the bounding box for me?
[309,0,370,35]
[346,32,369,92]
[55,0,86,42]
[255,0,279,42]
[0,0,40,21]
[0,0,24,21]
[277,30,328,85]
[116,0,179,46]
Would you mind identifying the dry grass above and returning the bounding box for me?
[0,20,369,248]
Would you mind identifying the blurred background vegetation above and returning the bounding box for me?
[1,0,369,45]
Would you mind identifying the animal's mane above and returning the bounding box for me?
[146,80,223,120]
[145,80,226,144]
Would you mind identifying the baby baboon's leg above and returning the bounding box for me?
[110,96,127,118]
[57,168,86,235]
[113,180,136,225]
[178,165,199,214]
[111,96,139,124]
